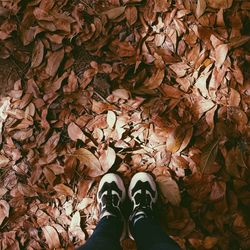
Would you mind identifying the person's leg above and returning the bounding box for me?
[132,217,181,250]
[77,173,126,250]
[77,216,123,250]
[128,172,181,250]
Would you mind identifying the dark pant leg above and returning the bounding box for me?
[132,217,181,250]
[77,216,123,250]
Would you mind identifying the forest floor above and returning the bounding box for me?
[0,0,250,249]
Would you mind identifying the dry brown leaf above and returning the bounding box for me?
[112,89,130,99]
[69,211,85,242]
[102,6,125,20]
[209,181,226,201]
[100,146,116,172]
[68,122,85,142]
[176,126,193,153]
[214,44,228,68]
[73,148,103,177]
[0,154,9,168]
[207,0,233,9]
[0,200,9,225]
[54,183,74,196]
[166,126,186,153]
[107,110,116,129]
[42,225,61,249]
[228,88,241,106]
[157,176,181,206]
[143,69,165,90]
[154,0,171,12]
[45,49,64,77]
[12,128,33,141]
[200,139,219,173]
[31,40,44,68]
[192,96,215,120]
[196,0,206,18]
[125,6,138,25]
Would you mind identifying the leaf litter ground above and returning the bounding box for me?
[0,0,250,249]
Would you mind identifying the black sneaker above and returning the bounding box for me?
[97,173,126,219]
[128,172,158,239]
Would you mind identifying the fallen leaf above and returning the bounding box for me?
[0,154,9,168]
[142,69,165,90]
[68,122,85,142]
[45,49,64,77]
[102,7,126,20]
[228,88,241,106]
[69,211,85,242]
[209,181,226,201]
[125,6,138,25]
[0,200,9,225]
[200,139,219,173]
[214,44,228,68]
[54,183,74,196]
[73,148,103,177]
[166,126,186,153]
[42,225,61,249]
[107,110,116,128]
[100,146,116,172]
[31,40,44,68]
[176,126,193,153]
[196,0,206,18]
[157,176,181,206]
[207,0,233,9]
